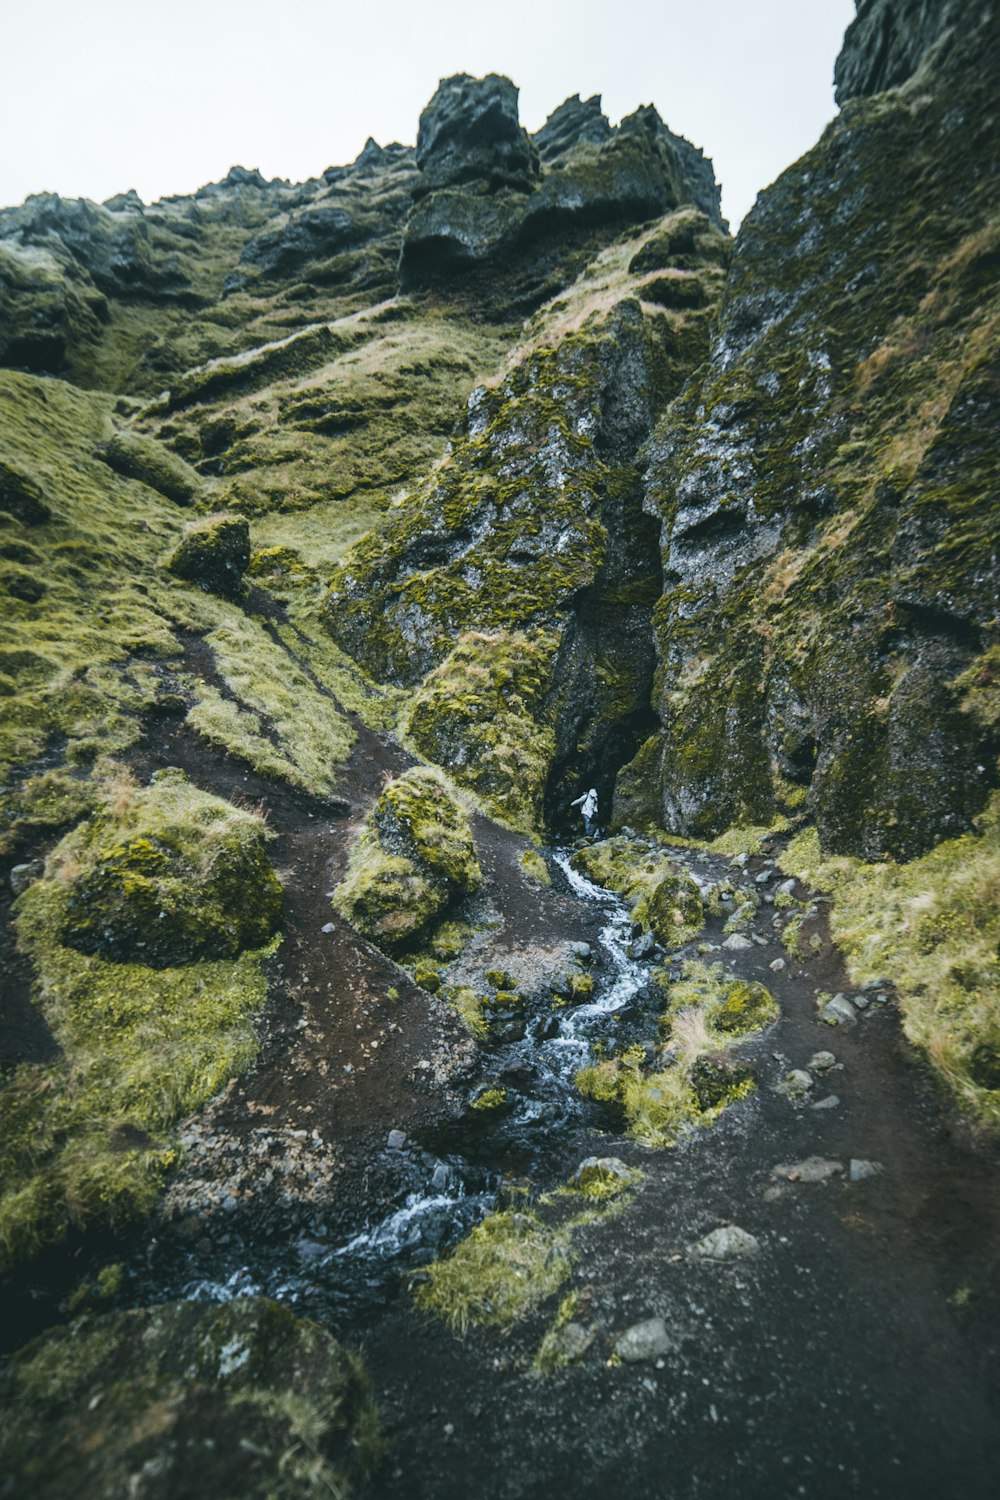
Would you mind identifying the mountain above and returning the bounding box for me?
[1,4,998,1495]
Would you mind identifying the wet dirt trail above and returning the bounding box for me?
[352,846,1000,1500]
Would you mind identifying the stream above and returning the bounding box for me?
[131,846,662,1326]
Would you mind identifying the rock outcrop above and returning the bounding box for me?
[834,0,969,101]
[415,73,540,193]
[399,75,722,313]
[326,208,731,825]
[624,0,999,859]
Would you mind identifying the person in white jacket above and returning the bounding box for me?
[569,787,599,836]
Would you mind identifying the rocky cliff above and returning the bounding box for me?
[624,0,998,861]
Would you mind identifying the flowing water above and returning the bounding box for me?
[133,846,666,1326]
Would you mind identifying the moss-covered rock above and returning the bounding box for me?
[166,512,251,597]
[0,1297,380,1500]
[333,767,481,952]
[401,629,558,832]
[638,2,1000,860]
[570,835,704,948]
[49,768,283,967]
[101,428,203,504]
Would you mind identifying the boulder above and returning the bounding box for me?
[53,768,283,967]
[0,1298,379,1500]
[414,73,539,193]
[333,768,481,952]
[167,512,251,597]
[688,1225,761,1260]
[614,1316,674,1363]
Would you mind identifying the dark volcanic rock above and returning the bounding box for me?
[534,93,613,161]
[415,72,540,194]
[834,0,968,102]
[240,201,363,276]
[629,0,1000,859]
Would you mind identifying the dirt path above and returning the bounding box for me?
[357,849,1000,1500]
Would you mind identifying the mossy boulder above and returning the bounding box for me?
[570,835,704,947]
[167,512,251,597]
[401,629,558,832]
[0,1297,380,1500]
[333,767,481,952]
[52,768,283,966]
[632,872,705,949]
[101,429,203,504]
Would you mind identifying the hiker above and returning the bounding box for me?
[569,787,599,836]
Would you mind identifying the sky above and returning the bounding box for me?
[0,0,856,229]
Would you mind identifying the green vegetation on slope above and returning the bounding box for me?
[1,771,282,1271]
[783,793,1000,1125]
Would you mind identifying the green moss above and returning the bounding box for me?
[166,512,251,598]
[783,795,1000,1124]
[0,772,282,1269]
[413,1209,574,1337]
[0,1297,380,1500]
[43,768,283,966]
[470,1088,507,1111]
[401,630,559,833]
[576,961,775,1147]
[333,768,480,953]
[520,848,551,885]
[101,429,204,505]
[413,1174,636,1339]
[570,836,704,947]
[442,984,489,1038]
[186,615,356,793]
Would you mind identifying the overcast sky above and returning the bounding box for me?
[1,0,856,228]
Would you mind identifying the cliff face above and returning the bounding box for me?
[626,0,999,860]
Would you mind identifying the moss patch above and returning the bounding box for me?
[783,794,1000,1124]
[576,961,775,1147]
[570,835,704,947]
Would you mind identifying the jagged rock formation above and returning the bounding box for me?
[621,0,999,860]
[400,78,723,313]
[326,210,732,825]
